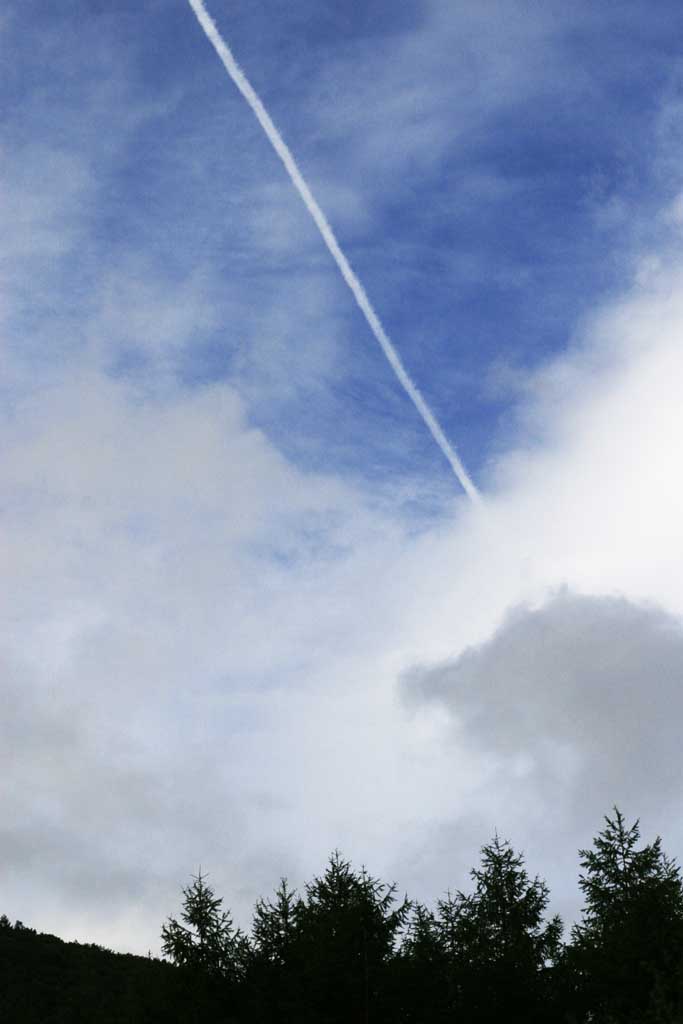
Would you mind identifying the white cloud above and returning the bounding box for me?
[89,264,220,361]
[7,335,680,942]
[7,250,683,944]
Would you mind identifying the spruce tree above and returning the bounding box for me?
[569,808,683,1022]
[397,902,452,1023]
[292,850,410,1024]
[248,878,300,1021]
[251,877,298,965]
[450,835,562,1023]
[161,870,248,985]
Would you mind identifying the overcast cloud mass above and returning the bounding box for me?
[3,0,683,954]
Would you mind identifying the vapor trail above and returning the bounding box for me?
[187,0,481,502]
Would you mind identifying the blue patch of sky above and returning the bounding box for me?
[212,0,427,59]
[7,0,683,496]
[177,335,235,388]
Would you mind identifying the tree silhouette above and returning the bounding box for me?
[292,850,410,1023]
[247,878,300,1021]
[568,808,683,1022]
[449,835,562,1022]
[161,870,248,985]
[396,902,451,1022]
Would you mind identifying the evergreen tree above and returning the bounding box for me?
[450,835,563,1023]
[247,878,300,1021]
[251,877,298,966]
[292,850,410,1024]
[568,808,683,1022]
[396,902,452,1023]
[161,870,248,985]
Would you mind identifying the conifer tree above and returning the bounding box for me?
[161,870,248,985]
[396,902,451,1022]
[450,835,562,1022]
[293,850,410,1024]
[247,878,300,1021]
[569,808,683,1022]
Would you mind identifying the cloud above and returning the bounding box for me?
[0,144,94,370]
[0,366,436,950]
[380,262,683,917]
[6,211,683,952]
[403,590,683,820]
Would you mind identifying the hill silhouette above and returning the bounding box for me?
[0,917,232,1023]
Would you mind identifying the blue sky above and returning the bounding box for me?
[10,0,683,486]
[4,0,683,953]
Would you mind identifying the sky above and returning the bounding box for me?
[3,0,683,955]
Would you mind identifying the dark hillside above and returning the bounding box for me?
[0,917,235,1024]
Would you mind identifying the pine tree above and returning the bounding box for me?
[251,878,298,966]
[161,870,248,985]
[396,902,451,1023]
[569,808,683,1022]
[450,835,562,1023]
[247,878,300,1021]
[292,850,410,1023]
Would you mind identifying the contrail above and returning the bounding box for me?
[187,0,481,502]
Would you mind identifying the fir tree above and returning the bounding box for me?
[569,808,683,1022]
[451,835,562,1023]
[293,850,410,1023]
[251,878,298,966]
[161,870,248,985]
[247,878,300,1021]
[397,902,451,1023]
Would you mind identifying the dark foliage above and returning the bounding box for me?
[243,851,410,1023]
[0,915,234,1023]
[3,808,683,1023]
[447,835,562,1022]
[392,836,562,1023]
[566,808,683,1022]
[162,870,249,986]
